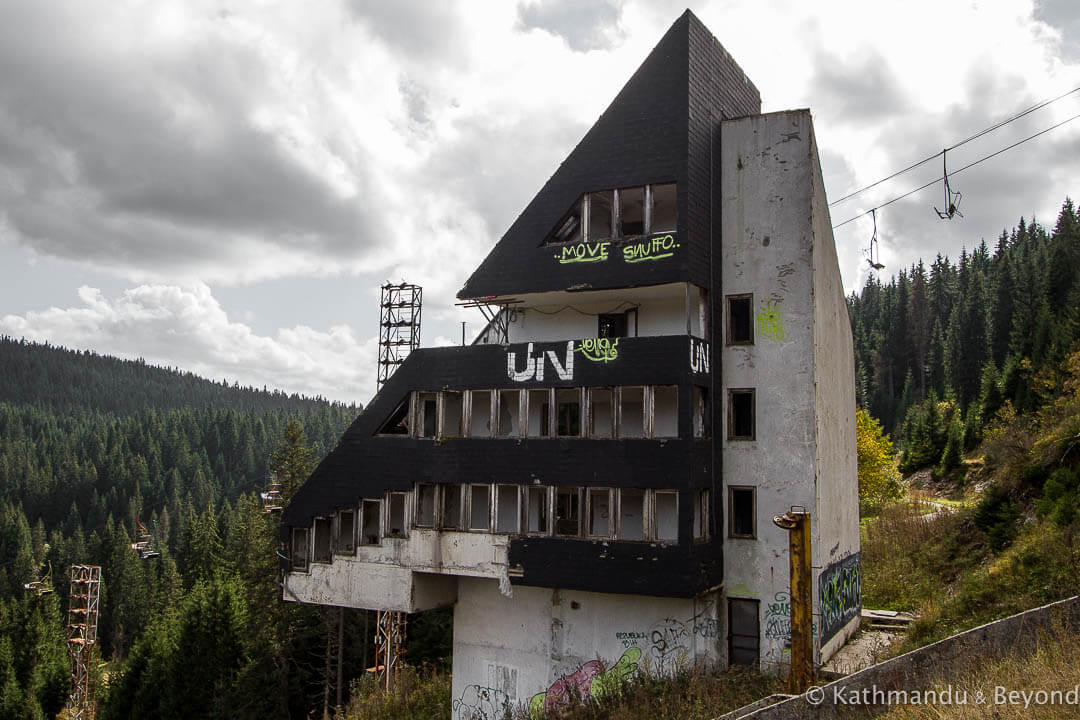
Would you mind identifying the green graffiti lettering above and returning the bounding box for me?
[576,337,619,362]
[556,241,610,264]
[622,234,678,263]
[756,298,785,341]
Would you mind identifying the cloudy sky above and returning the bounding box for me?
[1,0,1078,405]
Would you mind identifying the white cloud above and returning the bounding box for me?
[0,283,376,404]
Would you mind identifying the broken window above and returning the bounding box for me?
[618,387,645,438]
[418,392,438,439]
[597,312,627,339]
[655,491,679,542]
[441,391,463,437]
[727,294,753,345]
[313,517,332,563]
[526,486,550,534]
[587,190,614,241]
[441,485,462,530]
[498,390,521,438]
[415,484,436,528]
[618,186,645,237]
[728,598,760,666]
[729,486,756,538]
[360,500,381,545]
[728,389,755,441]
[527,389,552,438]
[547,198,583,244]
[653,385,679,438]
[555,487,581,537]
[617,489,645,540]
[587,488,612,538]
[469,484,491,531]
[556,388,581,437]
[496,485,520,533]
[588,388,614,438]
[469,390,493,438]
[334,509,356,554]
[387,492,407,538]
[376,398,410,436]
[651,183,677,233]
[693,489,710,542]
[693,387,710,438]
[290,527,309,571]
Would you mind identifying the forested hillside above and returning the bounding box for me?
[0,338,364,719]
[848,198,1080,471]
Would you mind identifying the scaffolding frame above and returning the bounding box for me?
[373,610,406,691]
[67,565,101,720]
[377,283,422,390]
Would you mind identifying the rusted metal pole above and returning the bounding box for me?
[773,507,814,694]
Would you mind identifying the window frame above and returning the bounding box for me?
[586,487,614,539]
[726,294,754,345]
[727,388,756,441]
[386,492,409,539]
[728,485,757,539]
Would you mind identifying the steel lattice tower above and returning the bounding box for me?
[66,565,101,720]
[377,283,422,390]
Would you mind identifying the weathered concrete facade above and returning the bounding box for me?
[279,11,859,718]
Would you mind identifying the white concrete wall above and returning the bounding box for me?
[720,110,857,669]
[451,578,721,719]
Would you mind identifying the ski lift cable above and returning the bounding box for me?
[828,85,1080,208]
[832,110,1080,230]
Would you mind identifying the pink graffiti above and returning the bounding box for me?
[545,660,603,712]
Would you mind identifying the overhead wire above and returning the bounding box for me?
[828,85,1080,208]
[832,110,1080,230]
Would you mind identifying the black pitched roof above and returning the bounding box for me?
[457,10,760,300]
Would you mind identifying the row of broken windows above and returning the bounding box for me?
[378,386,711,439]
[289,484,712,572]
[546,183,677,245]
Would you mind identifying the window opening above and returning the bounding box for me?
[727,294,753,345]
[526,486,550,534]
[729,598,760,666]
[360,500,381,545]
[291,527,309,571]
[496,485,520,533]
[334,509,356,554]
[693,387,710,438]
[376,398,410,435]
[469,390,493,438]
[548,199,583,244]
[618,387,645,438]
[587,190,614,240]
[728,389,755,440]
[618,186,645,236]
[498,390,521,438]
[555,488,581,537]
[653,386,678,438]
[597,312,627,339]
[469,484,491,531]
[313,517,332,563]
[588,388,614,438]
[416,484,436,527]
[387,493,407,538]
[655,491,678,542]
[693,489,710,542]
[441,391,463,437]
[441,486,462,530]
[650,183,677,232]
[527,389,551,438]
[729,486,756,538]
[557,388,581,437]
[419,392,437,439]
[587,488,612,538]
[617,489,645,540]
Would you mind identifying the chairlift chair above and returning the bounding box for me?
[934,151,963,219]
[23,562,53,596]
[262,471,284,514]
[865,209,885,271]
[131,518,161,560]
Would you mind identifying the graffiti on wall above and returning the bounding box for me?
[576,338,619,363]
[689,337,710,374]
[820,552,862,644]
[528,648,641,716]
[763,591,792,641]
[612,610,719,675]
[756,298,785,341]
[507,342,575,382]
[454,685,512,720]
[551,233,679,266]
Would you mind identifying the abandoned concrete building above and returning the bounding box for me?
[280,10,860,716]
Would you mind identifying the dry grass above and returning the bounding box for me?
[876,619,1080,719]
